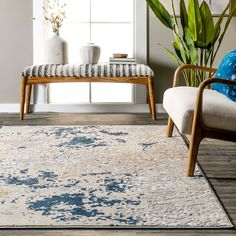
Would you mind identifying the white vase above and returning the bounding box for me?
[45,33,68,64]
[80,43,101,64]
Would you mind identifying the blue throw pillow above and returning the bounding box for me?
[212,50,236,102]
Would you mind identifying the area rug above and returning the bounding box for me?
[0,125,232,228]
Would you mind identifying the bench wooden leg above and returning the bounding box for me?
[167,116,174,137]
[147,77,156,120]
[26,85,32,114]
[20,77,27,120]
[146,85,152,115]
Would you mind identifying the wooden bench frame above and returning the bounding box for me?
[20,76,157,120]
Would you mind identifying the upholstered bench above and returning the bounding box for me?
[20,64,156,120]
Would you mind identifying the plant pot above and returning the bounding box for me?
[80,43,101,64]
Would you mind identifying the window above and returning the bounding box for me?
[49,0,134,104]
[33,0,147,106]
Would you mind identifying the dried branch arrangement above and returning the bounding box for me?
[43,0,66,34]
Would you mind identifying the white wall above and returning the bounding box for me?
[0,0,33,103]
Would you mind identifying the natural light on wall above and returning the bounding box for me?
[49,0,134,104]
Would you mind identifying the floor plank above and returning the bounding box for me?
[0,113,235,236]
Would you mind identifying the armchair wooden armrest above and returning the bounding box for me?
[187,78,236,176]
[191,78,236,140]
[173,64,217,87]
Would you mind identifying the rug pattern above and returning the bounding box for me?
[0,125,232,227]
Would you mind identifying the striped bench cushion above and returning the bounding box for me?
[22,64,154,78]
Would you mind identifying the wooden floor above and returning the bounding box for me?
[0,113,235,236]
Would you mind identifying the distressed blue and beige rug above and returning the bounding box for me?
[0,125,232,228]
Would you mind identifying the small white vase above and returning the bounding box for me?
[45,32,68,64]
[80,43,101,64]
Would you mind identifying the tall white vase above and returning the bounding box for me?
[80,43,101,64]
[39,33,68,105]
[45,33,68,64]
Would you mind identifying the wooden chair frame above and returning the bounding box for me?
[20,76,156,121]
[167,64,236,176]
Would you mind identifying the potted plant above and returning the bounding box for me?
[43,0,67,64]
[146,0,236,86]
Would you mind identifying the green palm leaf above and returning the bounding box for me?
[172,35,188,64]
[180,0,188,31]
[197,1,215,48]
[184,27,198,64]
[146,0,173,29]
[213,1,236,61]
[213,2,230,43]
[159,44,180,65]
[188,0,202,42]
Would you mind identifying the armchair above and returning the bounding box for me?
[163,64,236,177]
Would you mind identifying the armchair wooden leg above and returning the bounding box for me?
[20,77,27,120]
[147,77,156,120]
[26,85,32,114]
[186,129,203,177]
[167,117,174,137]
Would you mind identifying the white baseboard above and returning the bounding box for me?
[0,104,20,112]
[0,104,166,113]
